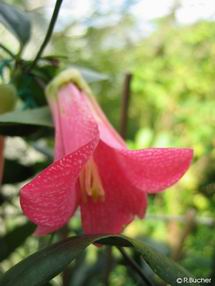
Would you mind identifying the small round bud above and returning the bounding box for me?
[0,83,17,114]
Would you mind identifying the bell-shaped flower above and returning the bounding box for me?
[20,69,193,235]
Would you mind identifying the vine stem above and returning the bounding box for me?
[30,0,63,70]
[120,72,133,139]
[0,43,15,58]
[117,247,154,286]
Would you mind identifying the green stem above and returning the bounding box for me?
[120,73,133,139]
[30,0,63,70]
[117,247,153,286]
[103,246,113,286]
[0,43,15,58]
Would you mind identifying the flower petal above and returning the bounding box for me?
[20,138,98,235]
[80,141,147,234]
[48,83,99,160]
[86,95,126,149]
[116,148,193,193]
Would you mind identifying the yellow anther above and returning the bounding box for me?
[79,158,105,203]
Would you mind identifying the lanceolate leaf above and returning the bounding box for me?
[0,2,31,45]
[0,107,53,136]
[0,235,197,286]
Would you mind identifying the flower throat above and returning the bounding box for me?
[79,158,105,202]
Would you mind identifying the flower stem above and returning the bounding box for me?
[30,0,63,70]
[117,246,154,286]
[120,72,133,139]
[0,43,15,58]
[103,246,114,286]
[60,225,70,286]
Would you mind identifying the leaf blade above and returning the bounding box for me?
[0,107,53,136]
[0,235,197,286]
[0,2,31,45]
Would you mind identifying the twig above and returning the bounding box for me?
[60,225,70,286]
[117,246,153,286]
[145,213,215,226]
[103,246,114,286]
[29,0,63,70]
[0,43,15,58]
[171,210,196,261]
[120,73,133,139]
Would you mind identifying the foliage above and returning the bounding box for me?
[0,1,214,285]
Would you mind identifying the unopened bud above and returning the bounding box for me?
[0,83,17,114]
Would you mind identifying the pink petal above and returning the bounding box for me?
[80,141,147,234]
[48,83,99,160]
[86,95,126,149]
[20,138,98,235]
[0,136,4,185]
[116,148,193,193]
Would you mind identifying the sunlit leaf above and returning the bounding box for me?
[0,107,53,136]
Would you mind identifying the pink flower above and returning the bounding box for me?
[20,70,193,235]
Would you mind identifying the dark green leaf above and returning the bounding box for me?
[2,159,34,184]
[0,193,6,206]
[0,235,197,286]
[14,70,48,108]
[2,159,51,186]
[0,235,99,286]
[0,107,53,136]
[14,63,59,107]
[0,222,35,262]
[0,2,31,45]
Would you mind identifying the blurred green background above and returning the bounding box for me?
[0,0,215,285]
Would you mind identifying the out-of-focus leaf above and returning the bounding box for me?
[0,60,12,78]
[2,159,38,184]
[0,107,53,136]
[74,66,109,83]
[0,193,6,206]
[0,222,35,262]
[14,64,59,107]
[0,2,31,45]
[0,235,196,286]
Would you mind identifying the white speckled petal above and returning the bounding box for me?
[80,141,148,234]
[20,137,98,235]
[116,148,193,193]
[48,84,99,160]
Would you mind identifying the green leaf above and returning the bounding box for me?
[0,222,35,262]
[74,66,109,83]
[0,107,53,136]
[14,64,59,107]
[0,235,197,286]
[0,2,31,45]
[2,159,34,184]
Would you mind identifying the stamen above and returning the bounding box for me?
[79,158,105,202]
